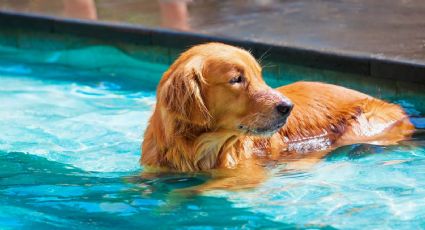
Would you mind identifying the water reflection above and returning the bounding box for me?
[2,0,276,31]
[158,0,191,31]
[63,0,97,20]
[1,0,423,61]
[0,0,193,31]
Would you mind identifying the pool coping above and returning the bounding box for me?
[0,10,424,83]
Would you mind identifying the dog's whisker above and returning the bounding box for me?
[261,64,278,69]
[258,47,272,65]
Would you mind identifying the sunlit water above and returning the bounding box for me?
[1,61,425,229]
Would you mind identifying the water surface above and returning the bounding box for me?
[1,56,425,229]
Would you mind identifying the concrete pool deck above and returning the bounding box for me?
[0,0,424,64]
[0,0,424,82]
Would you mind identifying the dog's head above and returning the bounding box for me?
[158,43,293,137]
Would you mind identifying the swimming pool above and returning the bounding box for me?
[1,34,425,229]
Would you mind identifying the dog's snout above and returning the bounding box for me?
[276,102,293,117]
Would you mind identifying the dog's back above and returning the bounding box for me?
[141,43,414,174]
[277,81,414,151]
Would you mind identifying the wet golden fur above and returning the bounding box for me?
[141,43,414,188]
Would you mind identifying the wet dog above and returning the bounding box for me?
[141,43,414,189]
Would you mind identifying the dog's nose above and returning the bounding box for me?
[276,102,293,117]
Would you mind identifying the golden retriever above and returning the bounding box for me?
[141,43,414,189]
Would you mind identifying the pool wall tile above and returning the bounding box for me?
[253,44,371,76]
[0,30,18,47]
[371,59,425,83]
[52,20,152,46]
[117,43,170,66]
[0,11,424,84]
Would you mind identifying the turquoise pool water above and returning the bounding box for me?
[1,49,425,229]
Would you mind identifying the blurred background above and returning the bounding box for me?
[0,0,424,62]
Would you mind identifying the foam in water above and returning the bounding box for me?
[0,75,155,172]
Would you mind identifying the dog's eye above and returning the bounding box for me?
[229,75,244,84]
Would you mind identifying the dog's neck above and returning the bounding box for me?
[141,108,261,171]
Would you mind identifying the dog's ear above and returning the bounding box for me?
[158,57,211,126]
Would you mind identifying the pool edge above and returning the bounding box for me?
[0,10,424,83]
